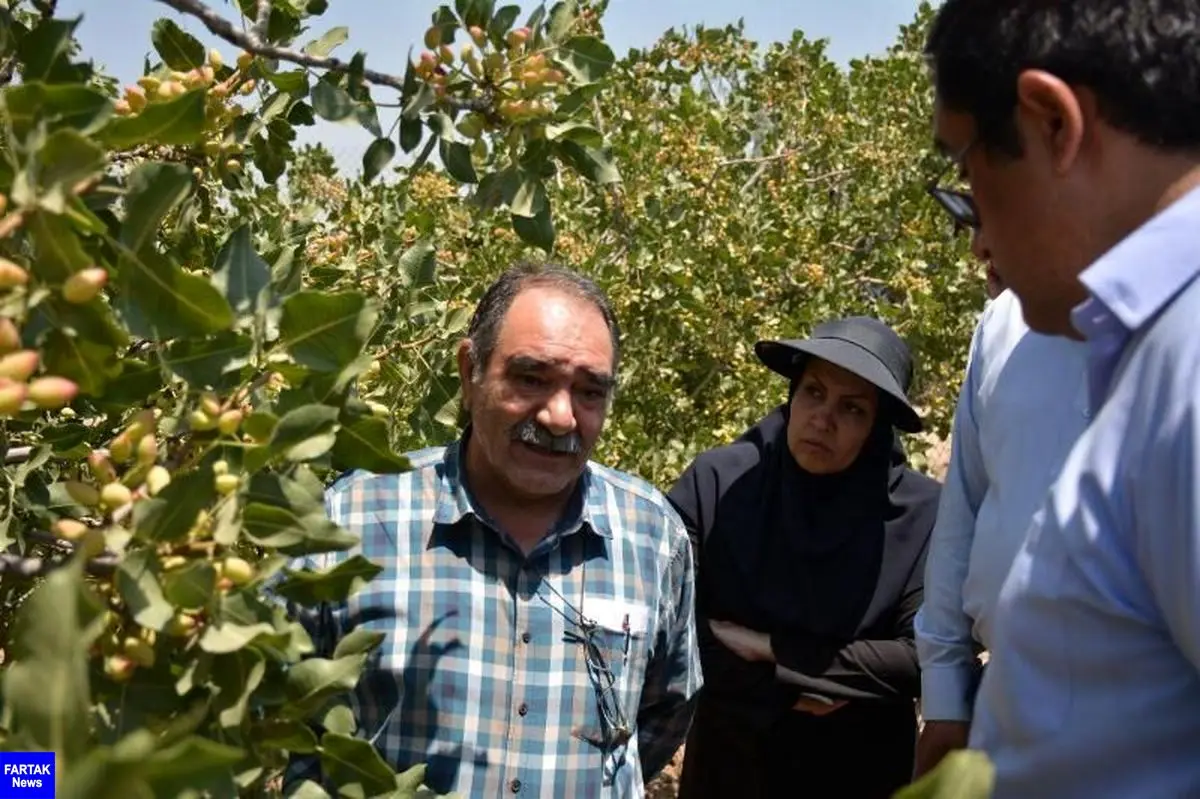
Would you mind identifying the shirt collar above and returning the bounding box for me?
[1071,182,1200,338]
[432,428,612,539]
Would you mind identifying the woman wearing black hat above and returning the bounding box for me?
[668,316,942,798]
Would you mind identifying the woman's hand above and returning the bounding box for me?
[709,619,774,662]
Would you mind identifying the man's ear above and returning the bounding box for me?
[456,338,474,412]
[1015,68,1086,176]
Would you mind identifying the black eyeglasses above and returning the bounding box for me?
[926,138,980,233]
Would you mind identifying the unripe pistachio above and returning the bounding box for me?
[469,26,487,47]
[215,472,240,495]
[0,380,25,417]
[99,481,133,510]
[0,350,38,381]
[217,409,243,436]
[62,267,108,304]
[208,48,224,70]
[88,451,117,484]
[438,44,455,64]
[105,654,136,682]
[52,518,89,542]
[145,465,171,496]
[114,99,132,116]
[423,25,442,50]
[27,376,78,410]
[236,51,254,71]
[222,556,254,586]
[109,432,133,463]
[0,318,19,354]
[136,434,157,465]
[122,637,156,668]
[189,409,217,431]
[0,258,29,288]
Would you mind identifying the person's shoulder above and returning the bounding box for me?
[585,461,692,546]
[684,437,764,482]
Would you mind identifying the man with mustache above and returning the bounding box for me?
[285,263,702,798]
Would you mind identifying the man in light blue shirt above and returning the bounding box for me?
[912,286,1089,776]
[924,0,1200,795]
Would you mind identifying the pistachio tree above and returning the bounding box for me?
[0,0,620,796]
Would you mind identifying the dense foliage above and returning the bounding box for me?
[0,0,988,796]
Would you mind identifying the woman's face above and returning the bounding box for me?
[787,357,880,474]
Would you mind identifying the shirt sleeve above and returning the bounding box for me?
[912,317,991,721]
[770,532,930,702]
[636,521,704,781]
[1136,384,1200,673]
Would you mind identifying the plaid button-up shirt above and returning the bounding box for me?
[283,438,702,798]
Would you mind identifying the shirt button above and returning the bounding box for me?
[509,779,522,793]
[518,703,528,716]
[521,631,531,644]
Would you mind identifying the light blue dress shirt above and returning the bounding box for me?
[970,183,1200,798]
[913,290,1090,721]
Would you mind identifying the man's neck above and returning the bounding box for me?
[461,437,578,555]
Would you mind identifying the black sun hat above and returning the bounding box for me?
[754,316,924,433]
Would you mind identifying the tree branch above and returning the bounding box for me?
[156,0,409,92]
[155,0,494,113]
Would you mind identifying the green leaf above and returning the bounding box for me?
[40,329,119,396]
[199,620,276,655]
[254,719,320,753]
[545,120,603,148]
[274,555,383,607]
[398,238,437,288]
[0,82,112,141]
[268,404,341,462]
[279,291,378,373]
[284,655,367,721]
[151,18,207,70]
[212,224,272,318]
[211,649,266,729]
[286,781,332,798]
[162,331,253,391]
[141,736,246,797]
[303,25,349,57]
[311,80,354,122]
[18,16,78,83]
[490,5,522,49]
[18,128,106,213]
[116,549,175,631]
[100,88,207,148]
[508,170,547,218]
[27,210,92,283]
[331,417,412,474]
[554,35,615,84]
[2,559,101,764]
[318,731,397,797]
[439,139,478,183]
[114,248,235,340]
[132,466,218,543]
[547,0,578,43]
[243,505,358,557]
[362,137,396,184]
[332,629,386,660]
[512,204,555,252]
[556,140,621,184]
[894,750,995,799]
[162,560,217,609]
[121,161,194,253]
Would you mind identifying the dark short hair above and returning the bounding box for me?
[465,262,621,381]
[926,0,1200,157]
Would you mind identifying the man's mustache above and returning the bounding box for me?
[511,419,582,454]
